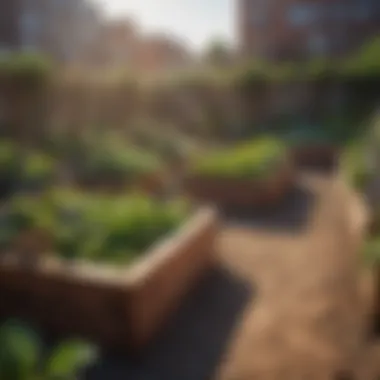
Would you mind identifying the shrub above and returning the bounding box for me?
[1,191,189,265]
[0,53,52,93]
[18,152,56,191]
[0,140,56,195]
[363,237,380,266]
[78,144,162,185]
[191,138,288,180]
[130,125,199,164]
[341,141,372,191]
[0,140,21,195]
[0,319,97,380]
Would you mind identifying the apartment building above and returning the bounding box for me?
[239,0,380,61]
[0,0,101,63]
[136,34,193,73]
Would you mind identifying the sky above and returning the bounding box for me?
[98,0,235,51]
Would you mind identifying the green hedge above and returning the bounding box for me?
[1,191,189,264]
[191,137,288,180]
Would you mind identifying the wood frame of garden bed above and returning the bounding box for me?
[184,160,294,209]
[75,170,169,196]
[290,145,340,170]
[0,207,219,353]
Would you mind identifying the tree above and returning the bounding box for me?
[203,37,232,67]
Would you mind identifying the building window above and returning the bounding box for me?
[288,4,317,26]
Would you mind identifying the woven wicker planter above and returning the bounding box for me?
[185,161,294,209]
[0,208,218,353]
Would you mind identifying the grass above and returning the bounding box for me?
[191,137,288,180]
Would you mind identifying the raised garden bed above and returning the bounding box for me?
[0,193,218,352]
[285,130,340,169]
[291,145,339,168]
[185,138,294,209]
[73,143,166,195]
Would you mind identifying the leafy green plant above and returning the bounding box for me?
[1,191,189,265]
[342,137,374,192]
[0,141,57,196]
[0,319,97,380]
[363,237,380,266]
[78,143,162,185]
[19,153,56,191]
[0,140,21,195]
[191,137,288,180]
[0,53,52,92]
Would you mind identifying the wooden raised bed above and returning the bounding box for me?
[184,160,294,209]
[290,145,340,169]
[76,171,167,195]
[0,208,218,353]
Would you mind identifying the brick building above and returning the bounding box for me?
[0,0,101,63]
[90,18,140,69]
[239,0,380,61]
[136,34,193,73]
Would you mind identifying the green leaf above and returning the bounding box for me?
[45,340,97,379]
[0,320,41,380]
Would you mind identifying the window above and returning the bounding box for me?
[288,5,317,26]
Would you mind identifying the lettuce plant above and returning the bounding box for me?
[1,191,189,265]
[191,138,288,180]
[0,320,97,380]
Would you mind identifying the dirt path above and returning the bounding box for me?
[87,174,379,380]
[216,175,375,380]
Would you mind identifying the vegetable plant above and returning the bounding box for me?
[0,140,21,197]
[191,137,288,180]
[18,153,56,191]
[1,190,189,265]
[342,139,374,192]
[0,140,56,196]
[77,143,162,185]
[0,319,97,380]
